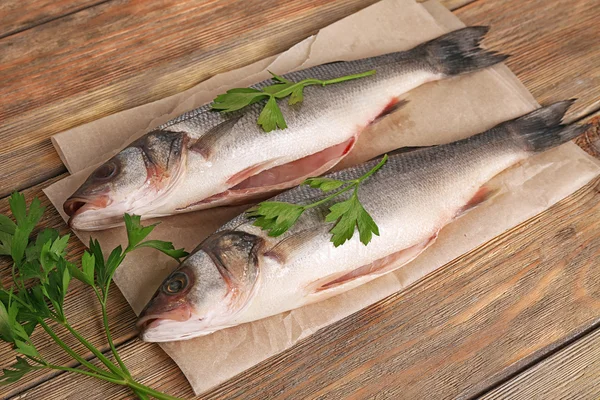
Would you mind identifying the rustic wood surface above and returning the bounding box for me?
[0,0,599,399]
[481,327,600,400]
[12,173,600,400]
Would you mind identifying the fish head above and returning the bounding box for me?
[137,230,263,342]
[64,130,187,230]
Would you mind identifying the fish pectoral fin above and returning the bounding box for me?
[371,98,409,124]
[455,184,501,219]
[313,233,438,293]
[189,115,243,159]
[264,226,330,264]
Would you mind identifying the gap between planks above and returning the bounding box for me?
[2,0,594,396]
[478,325,600,400]
[3,111,599,398]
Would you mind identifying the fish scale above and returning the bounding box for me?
[138,101,588,342]
[65,26,507,230]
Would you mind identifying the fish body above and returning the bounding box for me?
[138,101,587,342]
[65,27,507,230]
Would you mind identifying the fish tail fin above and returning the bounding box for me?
[420,26,508,76]
[509,100,589,152]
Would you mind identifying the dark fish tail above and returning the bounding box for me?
[417,26,508,76]
[507,100,589,152]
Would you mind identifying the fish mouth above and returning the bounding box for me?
[64,195,120,230]
[64,195,110,216]
[136,306,193,331]
[136,317,164,331]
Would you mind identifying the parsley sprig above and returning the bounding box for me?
[0,193,186,400]
[247,154,388,247]
[211,69,376,132]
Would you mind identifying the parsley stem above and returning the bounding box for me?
[45,363,125,385]
[302,182,357,210]
[319,69,376,86]
[272,70,376,99]
[62,321,126,378]
[96,285,131,377]
[37,319,115,379]
[303,154,388,210]
[127,381,184,400]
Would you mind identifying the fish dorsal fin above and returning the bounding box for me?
[189,115,243,159]
[264,226,329,264]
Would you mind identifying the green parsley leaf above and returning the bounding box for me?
[8,194,45,266]
[124,214,156,250]
[0,232,12,257]
[18,260,43,281]
[303,177,345,192]
[211,88,268,112]
[325,191,379,247]
[134,240,188,260]
[288,86,304,105]
[10,227,29,266]
[257,97,287,132]
[268,71,292,84]
[247,202,305,237]
[22,286,51,320]
[0,301,15,343]
[43,258,71,317]
[104,246,123,281]
[0,357,36,384]
[8,193,27,226]
[212,69,375,132]
[249,154,387,246]
[0,215,16,235]
[88,238,105,283]
[262,82,295,95]
[26,228,59,263]
[14,339,41,359]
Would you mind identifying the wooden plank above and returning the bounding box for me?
[1,0,599,397]
[0,0,380,197]
[0,2,479,395]
[0,0,107,39]
[1,0,595,197]
[0,123,600,399]
[455,0,600,122]
[419,0,474,9]
[480,327,600,400]
[10,147,600,398]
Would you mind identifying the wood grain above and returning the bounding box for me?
[0,0,380,197]
[480,327,600,400]
[1,0,597,198]
[1,0,599,398]
[455,0,600,123]
[0,0,108,39]
[10,171,600,399]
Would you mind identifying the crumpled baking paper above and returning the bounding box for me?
[43,0,600,394]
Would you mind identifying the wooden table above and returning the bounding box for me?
[1,0,600,398]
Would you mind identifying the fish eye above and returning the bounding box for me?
[93,162,117,180]
[162,272,188,295]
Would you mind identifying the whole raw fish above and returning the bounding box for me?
[137,101,587,342]
[64,26,506,230]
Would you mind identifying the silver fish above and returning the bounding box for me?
[137,101,587,342]
[64,26,506,230]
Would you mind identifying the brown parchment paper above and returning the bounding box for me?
[43,0,600,394]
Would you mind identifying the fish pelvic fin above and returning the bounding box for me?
[418,26,508,76]
[506,100,590,152]
[455,185,500,219]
